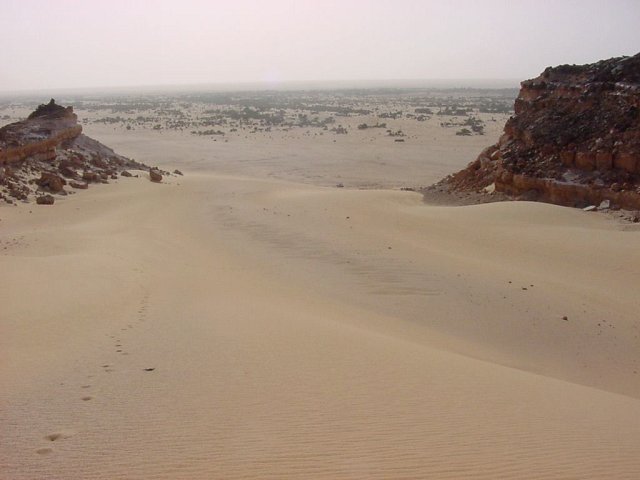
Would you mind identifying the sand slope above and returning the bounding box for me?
[2,173,640,479]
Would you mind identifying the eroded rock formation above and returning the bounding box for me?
[430,53,640,210]
[0,99,152,204]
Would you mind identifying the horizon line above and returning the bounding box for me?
[0,77,523,97]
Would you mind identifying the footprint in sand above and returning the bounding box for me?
[44,431,74,442]
[82,396,93,401]
[36,447,53,455]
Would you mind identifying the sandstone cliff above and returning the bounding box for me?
[0,100,151,204]
[429,53,640,210]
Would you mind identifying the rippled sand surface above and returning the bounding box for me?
[2,169,640,479]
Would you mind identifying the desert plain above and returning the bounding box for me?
[1,89,640,479]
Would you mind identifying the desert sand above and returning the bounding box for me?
[2,108,640,478]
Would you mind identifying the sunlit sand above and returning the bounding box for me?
[2,93,640,478]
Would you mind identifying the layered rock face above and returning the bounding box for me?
[0,100,151,204]
[433,53,640,209]
[0,100,82,166]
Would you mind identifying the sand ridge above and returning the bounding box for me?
[2,171,640,478]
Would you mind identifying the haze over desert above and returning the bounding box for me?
[2,1,640,479]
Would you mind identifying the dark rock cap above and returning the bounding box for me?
[27,99,73,120]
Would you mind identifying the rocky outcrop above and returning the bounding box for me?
[0,123,82,166]
[430,53,640,210]
[28,98,73,120]
[0,99,150,204]
[149,168,163,183]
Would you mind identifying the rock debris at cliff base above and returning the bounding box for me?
[431,53,640,211]
[0,99,174,205]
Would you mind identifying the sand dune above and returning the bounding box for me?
[2,171,640,479]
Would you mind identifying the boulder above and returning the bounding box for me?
[91,157,109,169]
[36,194,55,205]
[69,181,88,189]
[121,170,133,177]
[8,184,29,201]
[82,171,99,182]
[58,164,78,179]
[149,169,163,183]
[36,172,66,192]
[173,169,183,176]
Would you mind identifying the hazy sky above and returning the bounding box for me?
[1,0,639,91]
